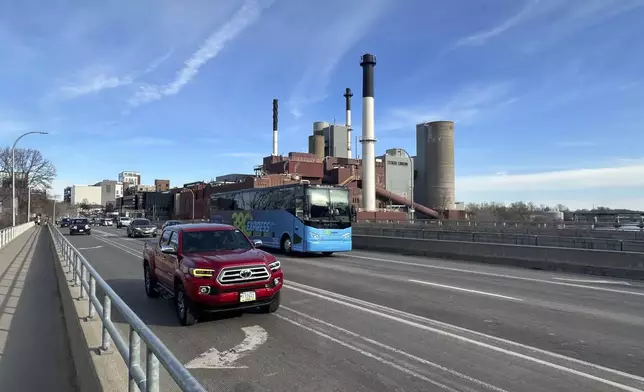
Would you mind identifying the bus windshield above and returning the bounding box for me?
[306,188,350,220]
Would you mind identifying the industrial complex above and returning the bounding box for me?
[62,53,462,222]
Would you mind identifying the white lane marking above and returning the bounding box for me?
[553,278,632,285]
[281,306,508,392]
[91,235,141,258]
[184,325,268,369]
[275,314,461,392]
[76,245,103,250]
[408,279,524,302]
[345,254,644,297]
[285,281,644,391]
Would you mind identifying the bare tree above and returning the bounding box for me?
[0,147,56,223]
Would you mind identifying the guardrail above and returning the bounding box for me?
[0,221,35,249]
[353,227,644,253]
[47,223,206,392]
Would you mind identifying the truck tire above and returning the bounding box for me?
[174,283,197,326]
[261,291,280,313]
[144,262,159,298]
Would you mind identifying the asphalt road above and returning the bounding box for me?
[61,225,644,392]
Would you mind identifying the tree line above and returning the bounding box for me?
[0,146,57,228]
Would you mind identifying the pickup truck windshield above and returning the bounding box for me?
[72,219,89,224]
[182,229,252,253]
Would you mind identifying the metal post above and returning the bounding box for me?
[11,131,48,226]
[146,347,160,392]
[88,275,96,319]
[27,187,30,222]
[129,327,141,392]
[74,254,80,286]
[79,262,86,299]
[101,295,112,351]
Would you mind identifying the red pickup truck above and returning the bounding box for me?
[143,223,283,325]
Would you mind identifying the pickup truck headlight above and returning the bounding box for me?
[72,225,77,229]
[85,225,90,229]
[190,268,215,278]
[268,260,281,272]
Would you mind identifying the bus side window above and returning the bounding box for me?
[295,196,304,219]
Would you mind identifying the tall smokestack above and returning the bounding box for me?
[344,87,353,159]
[360,54,377,211]
[272,99,278,156]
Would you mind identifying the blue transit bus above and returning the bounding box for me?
[210,183,352,255]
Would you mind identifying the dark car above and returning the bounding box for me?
[127,218,158,238]
[60,218,71,228]
[69,218,91,235]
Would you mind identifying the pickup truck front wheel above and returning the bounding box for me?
[143,262,159,298]
[175,283,198,326]
[261,291,280,313]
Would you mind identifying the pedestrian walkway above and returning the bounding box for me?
[0,226,78,391]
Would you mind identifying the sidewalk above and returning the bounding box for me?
[0,226,78,391]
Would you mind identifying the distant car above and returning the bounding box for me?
[162,220,182,230]
[117,217,131,228]
[127,218,158,238]
[101,218,113,226]
[60,218,71,228]
[69,218,91,235]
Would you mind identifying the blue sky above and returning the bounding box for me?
[1,0,644,210]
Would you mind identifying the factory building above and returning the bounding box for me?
[415,121,455,212]
[378,149,413,201]
[307,121,350,159]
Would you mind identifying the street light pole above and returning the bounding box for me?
[396,148,415,221]
[183,188,195,222]
[27,186,31,222]
[11,131,49,226]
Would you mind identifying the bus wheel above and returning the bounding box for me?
[322,252,333,256]
[281,235,292,255]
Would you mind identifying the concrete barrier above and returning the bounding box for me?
[353,227,644,253]
[49,228,127,392]
[353,235,644,280]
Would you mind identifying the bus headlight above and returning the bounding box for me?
[342,233,351,239]
[268,260,281,272]
[310,232,320,240]
[190,268,215,278]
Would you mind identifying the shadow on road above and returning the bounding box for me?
[103,279,244,327]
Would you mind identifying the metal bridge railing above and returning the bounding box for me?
[0,221,35,249]
[47,223,207,392]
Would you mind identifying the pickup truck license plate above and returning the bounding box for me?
[239,291,256,303]
[79,229,84,232]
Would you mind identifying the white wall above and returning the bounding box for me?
[71,185,102,205]
[98,181,124,206]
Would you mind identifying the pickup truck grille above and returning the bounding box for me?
[217,265,270,284]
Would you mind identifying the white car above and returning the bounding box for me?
[117,217,131,228]
[101,218,113,226]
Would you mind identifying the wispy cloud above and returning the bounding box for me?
[378,81,516,132]
[456,0,541,47]
[57,51,173,100]
[59,74,134,99]
[457,162,644,192]
[287,0,392,118]
[455,0,644,49]
[555,141,595,148]
[129,137,174,146]
[128,0,270,107]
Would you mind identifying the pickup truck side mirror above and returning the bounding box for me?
[160,245,176,254]
[252,239,263,247]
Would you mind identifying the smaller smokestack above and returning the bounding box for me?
[344,88,353,159]
[272,99,278,156]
